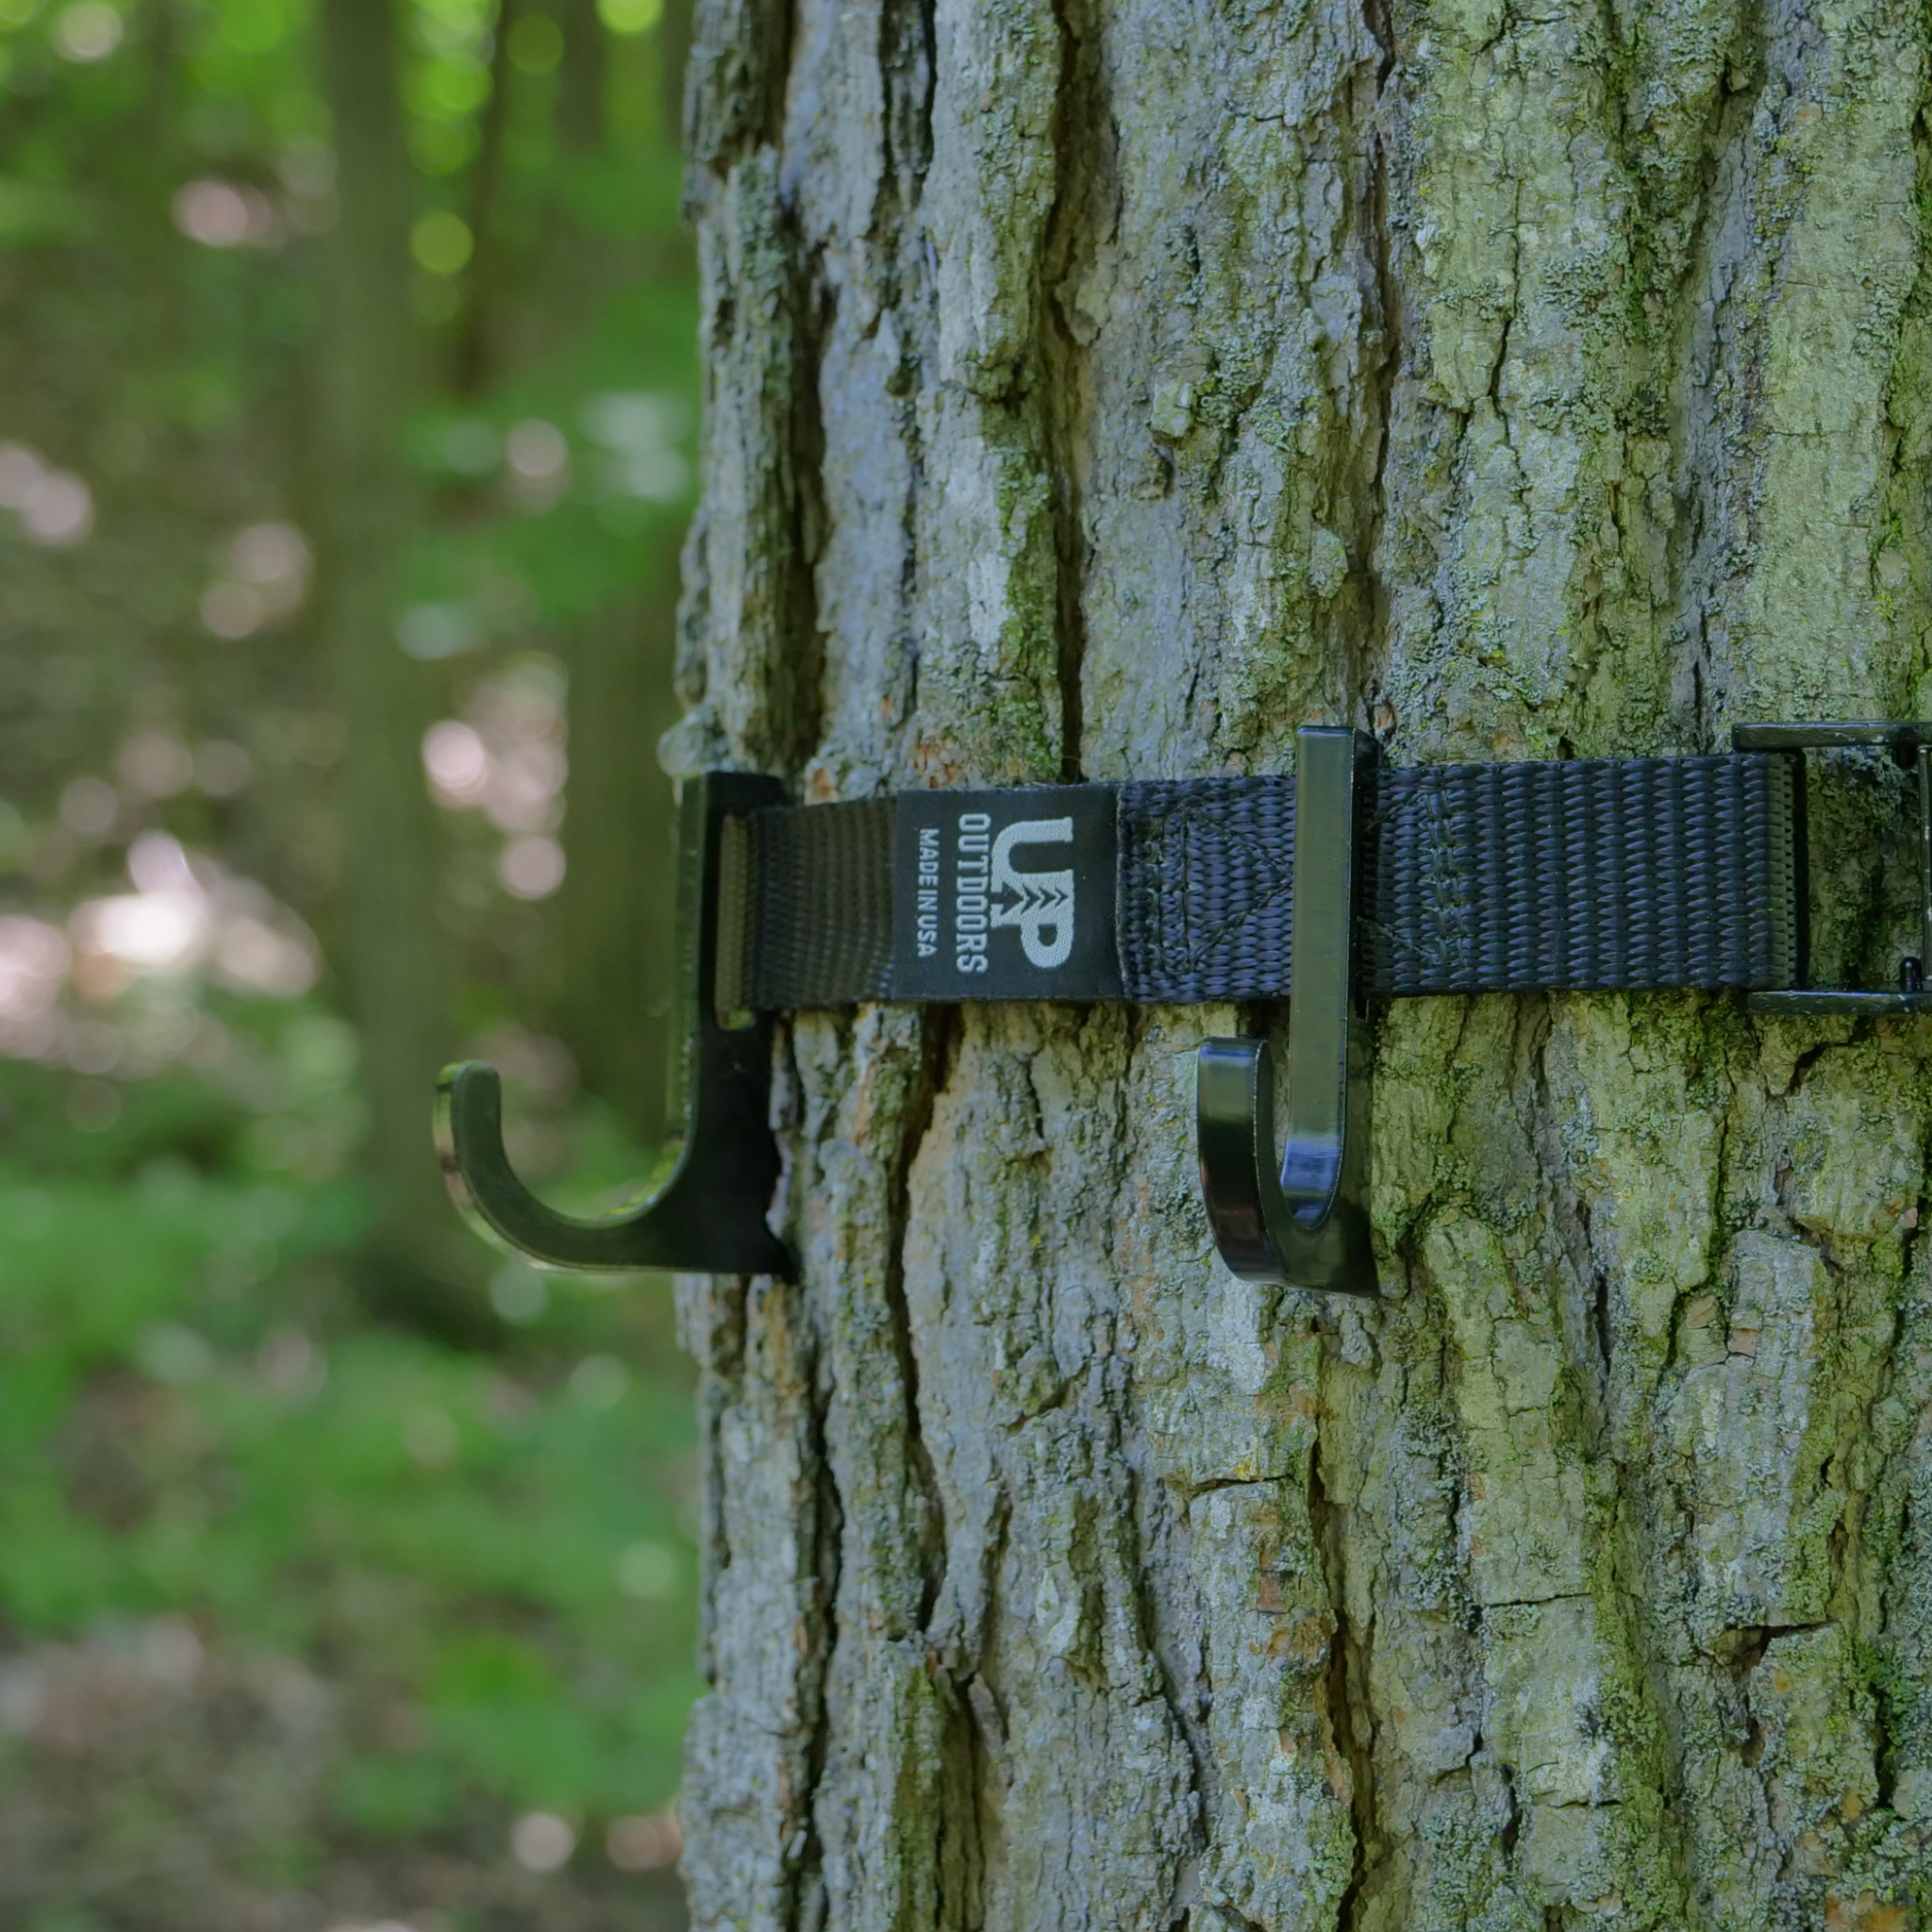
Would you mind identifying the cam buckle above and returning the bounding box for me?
[1734,721,1932,1015]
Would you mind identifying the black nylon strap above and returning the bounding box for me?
[744,753,1801,1008]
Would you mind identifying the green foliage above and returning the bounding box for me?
[0,1032,701,1836]
[0,0,704,1897]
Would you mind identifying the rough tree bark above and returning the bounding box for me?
[665,0,1932,1924]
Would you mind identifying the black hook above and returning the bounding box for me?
[436,770,796,1278]
[1196,725,1378,1294]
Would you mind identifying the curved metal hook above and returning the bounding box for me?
[435,771,795,1278]
[1196,1034,1374,1292]
[1195,726,1377,1295]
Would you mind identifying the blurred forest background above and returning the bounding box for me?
[0,0,702,1921]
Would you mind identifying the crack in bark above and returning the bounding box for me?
[888,1004,958,1626]
[1311,1424,1380,1931]
[1359,0,1401,724]
[790,1282,841,1932]
[1038,0,1106,781]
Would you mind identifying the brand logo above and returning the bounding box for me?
[892,787,1118,1000]
[949,813,1074,974]
[991,818,1074,968]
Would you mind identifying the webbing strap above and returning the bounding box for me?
[743,753,1801,1008]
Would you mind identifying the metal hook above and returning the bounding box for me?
[1196,725,1378,1294]
[436,770,796,1278]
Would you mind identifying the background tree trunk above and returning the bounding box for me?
[314,0,476,1321]
[668,0,1932,1924]
[553,0,688,1139]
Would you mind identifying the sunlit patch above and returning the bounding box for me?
[596,0,661,33]
[505,417,568,506]
[202,580,263,638]
[228,521,308,588]
[581,391,690,503]
[488,1261,547,1324]
[275,137,332,197]
[0,443,94,543]
[58,775,118,839]
[195,739,253,797]
[0,916,71,1058]
[437,416,499,476]
[139,1321,215,1386]
[498,834,564,900]
[256,1327,327,1401]
[423,721,490,804]
[396,599,478,659]
[614,1541,675,1600]
[200,520,308,636]
[51,0,119,60]
[172,177,280,248]
[509,1810,575,1873]
[275,137,335,234]
[22,470,92,544]
[0,442,42,507]
[410,208,472,275]
[569,1354,627,1410]
[422,658,570,896]
[70,833,319,1003]
[606,1807,683,1872]
[118,730,194,799]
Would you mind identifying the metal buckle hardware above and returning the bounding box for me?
[436,771,796,1277]
[1195,726,1379,1296]
[1734,721,1932,1014]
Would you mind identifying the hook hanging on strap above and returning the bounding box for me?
[1195,725,1378,1295]
[436,770,795,1278]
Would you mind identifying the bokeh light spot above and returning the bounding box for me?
[396,601,478,660]
[507,11,560,71]
[510,1811,575,1873]
[498,835,565,901]
[58,776,117,839]
[596,0,661,33]
[488,1262,547,1324]
[422,721,491,805]
[440,418,498,476]
[202,580,264,639]
[606,1809,683,1872]
[118,730,193,798]
[22,471,92,545]
[410,208,473,275]
[227,520,308,585]
[52,0,120,60]
[195,740,253,797]
[568,1354,626,1410]
[506,418,567,481]
[173,177,279,248]
[0,442,43,507]
[615,1541,675,1600]
[402,1407,458,1470]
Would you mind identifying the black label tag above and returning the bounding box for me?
[891,787,1122,1001]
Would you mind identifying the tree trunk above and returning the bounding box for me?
[668,0,1932,1924]
[550,0,689,1135]
[558,585,682,1136]
[315,0,474,1318]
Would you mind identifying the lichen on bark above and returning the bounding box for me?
[669,0,1932,1924]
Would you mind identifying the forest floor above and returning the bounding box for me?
[0,1026,697,1932]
